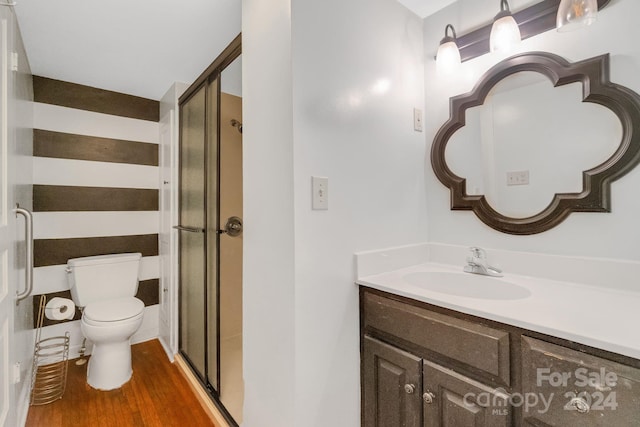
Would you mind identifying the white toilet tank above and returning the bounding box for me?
[67,253,142,307]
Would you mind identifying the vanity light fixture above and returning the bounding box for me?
[557,0,598,32]
[490,0,521,53]
[436,24,461,75]
[433,1,610,65]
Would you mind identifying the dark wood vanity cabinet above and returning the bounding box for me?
[363,335,511,427]
[520,337,640,426]
[422,359,511,426]
[360,287,640,427]
[363,336,422,427]
[361,289,514,426]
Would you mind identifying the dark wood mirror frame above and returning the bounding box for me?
[431,52,640,235]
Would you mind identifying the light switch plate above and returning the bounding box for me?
[312,176,328,210]
[413,108,423,132]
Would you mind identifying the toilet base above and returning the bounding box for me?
[87,340,133,390]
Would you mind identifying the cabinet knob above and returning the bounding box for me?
[404,384,416,394]
[423,391,436,404]
[569,396,590,414]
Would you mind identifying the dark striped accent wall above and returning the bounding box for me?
[32,76,161,330]
[34,234,159,267]
[33,76,160,121]
[32,280,160,327]
[34,129,159,166]
[34,185,158,212]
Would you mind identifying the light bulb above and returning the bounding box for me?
[437,41,461,75]
[490,0,521,53]
[557,0,598,32]
[436,24,461,76]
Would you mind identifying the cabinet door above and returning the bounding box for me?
[522,336,640,426]
[363,336,422,427]
[423,360,512,427]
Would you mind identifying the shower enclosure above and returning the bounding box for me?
[176,36,243,425]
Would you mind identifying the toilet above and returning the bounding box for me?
[66,252,144,390]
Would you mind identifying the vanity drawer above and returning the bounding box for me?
[521,336,640,426]
[363,291,510,386]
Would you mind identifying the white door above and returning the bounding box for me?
[159,111,175,355]
[0,12,33,426]
[159,113,170,342]
[0,16,15,427]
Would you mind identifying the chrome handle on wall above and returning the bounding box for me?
[173,225,206,233]
[14,204,33,305]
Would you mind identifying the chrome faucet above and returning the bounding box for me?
[464,247,503,277]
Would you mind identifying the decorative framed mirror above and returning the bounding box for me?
[431,52,640,235]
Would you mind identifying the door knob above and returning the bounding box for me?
[404,384,416,394]
[423,391,436,404]
[568,396,590,414]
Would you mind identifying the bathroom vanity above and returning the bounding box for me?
[357,43,640,426]
[356,250,640,427]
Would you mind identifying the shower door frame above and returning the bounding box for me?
[176,34,241,426]
[177,80,217,390]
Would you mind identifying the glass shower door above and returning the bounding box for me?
[177,37,242,423]
[178,82,217,389]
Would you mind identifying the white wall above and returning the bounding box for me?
[243,0,426,425]
[242,0,295,425]
[424,0,640,260]
[291,1,425,426]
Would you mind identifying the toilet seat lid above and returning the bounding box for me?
[83,297,144,322]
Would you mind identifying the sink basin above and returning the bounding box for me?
[402,271,531,300]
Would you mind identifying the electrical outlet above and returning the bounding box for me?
[312,176,328,210]
[13,362,20,383]
[506,170,529,186]
[413,108,423,132]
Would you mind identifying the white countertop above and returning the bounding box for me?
[357,261,640,360]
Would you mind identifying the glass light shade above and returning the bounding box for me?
[557,0,598,32]
[436,41,461,75]
[490,15,521,53]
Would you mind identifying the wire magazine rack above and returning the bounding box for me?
[30,295,70,405]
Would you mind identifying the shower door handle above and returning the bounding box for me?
[14,205,33,304]
[173,225,205,233]
[217,216,243,237]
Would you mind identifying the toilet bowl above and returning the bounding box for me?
[81,297,144,390]
[66,253,144,391]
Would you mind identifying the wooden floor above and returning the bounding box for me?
[26,339,216,427]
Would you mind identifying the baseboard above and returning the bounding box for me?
[174,355,230,427]
[158,335,175,362]
[16,372,31,427]
[131,326,158,345]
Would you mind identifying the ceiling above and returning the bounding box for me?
[12,0,456,101]
[13,0,241,100]
[396,0,457,18]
